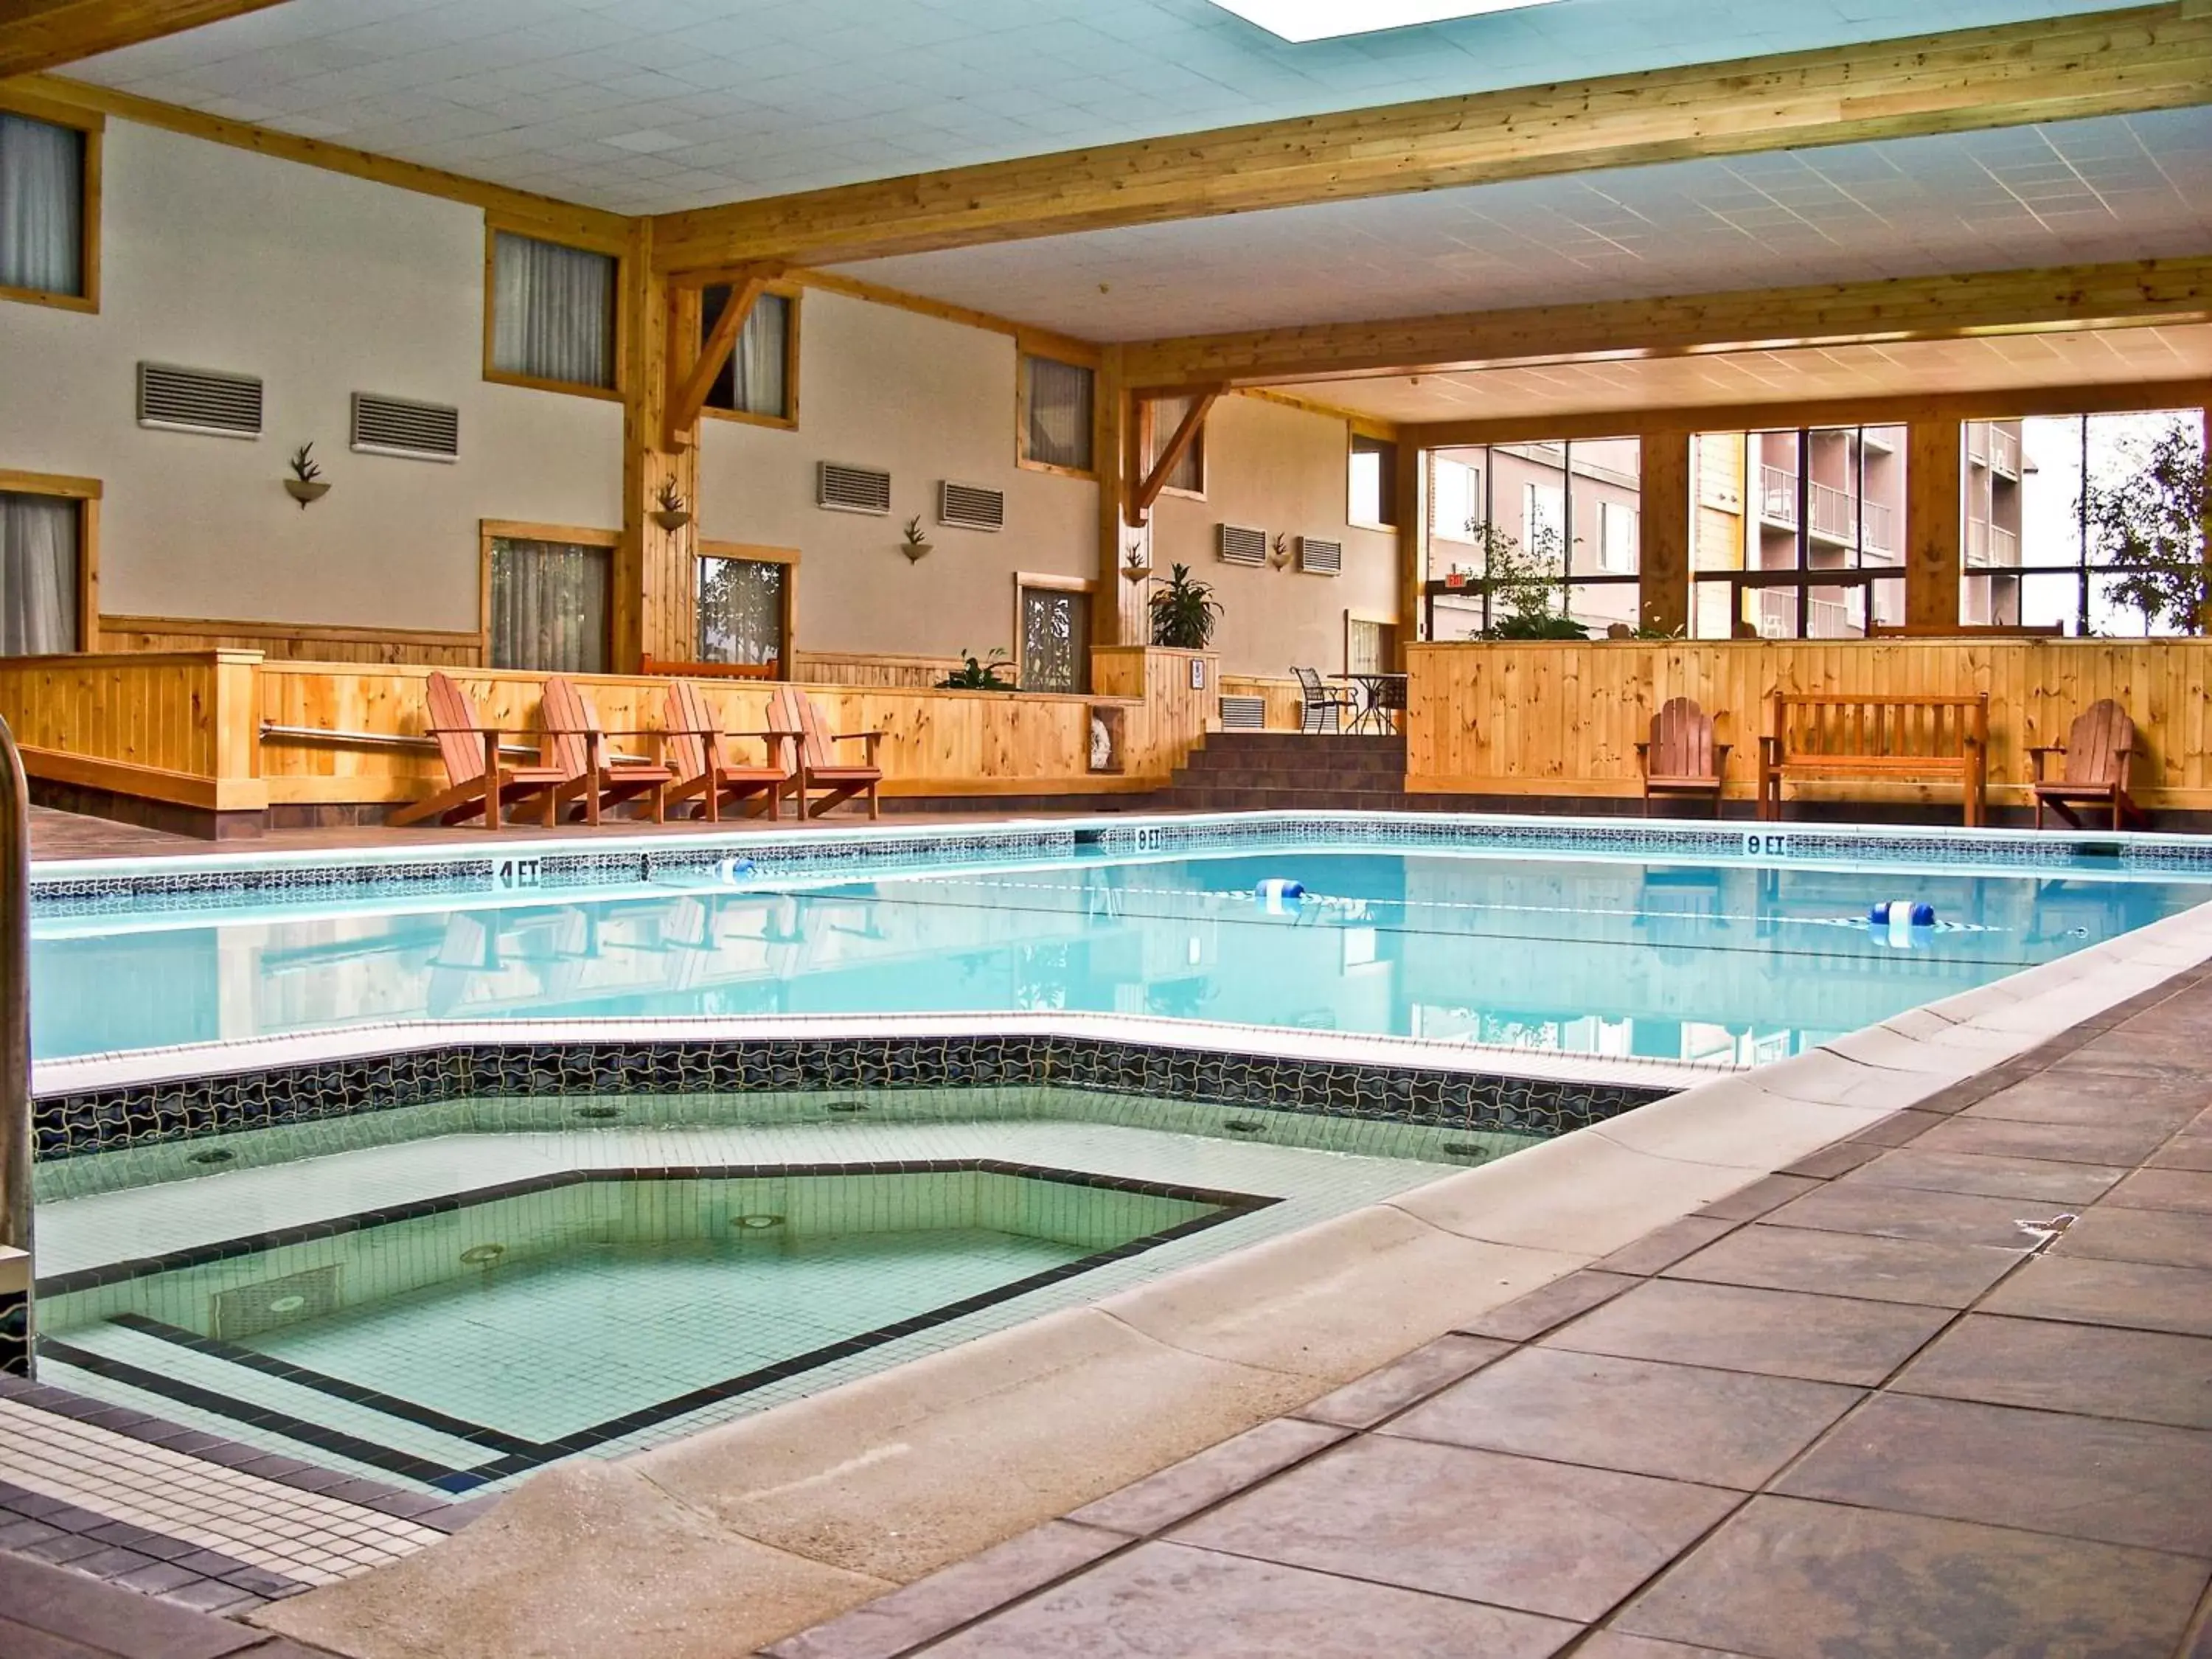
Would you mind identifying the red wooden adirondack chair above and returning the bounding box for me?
[661,679,793,822]
[391,672,566,830]
[2030,700,2143,830]
[540,676,672,826]
[1635,697,1729,817]
[766,684,885,819]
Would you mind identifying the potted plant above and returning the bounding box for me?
[2081,417,2210,631]
[284,443,330,508]
[901,516,933,563]
[937,647,1014,689]
[1150,562,1222,650]
[1268,532,1293,570]
[1465,519,1591,641]
[1122,536,1151,581]
[652,479,692,531]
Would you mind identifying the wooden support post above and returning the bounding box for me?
[619,221,696,673]
[1394,439,1425,669]
[1130,390,1219,524]
[1639,430,1691,637]
[1094,347,1140,646]
[1906,420,1964,633]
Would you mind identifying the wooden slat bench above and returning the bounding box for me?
[1757,692,1989,826]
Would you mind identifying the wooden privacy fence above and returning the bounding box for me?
[0,647,1220,821]
[1405,639,2212,812]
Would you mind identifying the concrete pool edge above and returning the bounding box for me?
[241,897,2212,1659]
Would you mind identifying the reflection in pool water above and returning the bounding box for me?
[34,848,2209,1063]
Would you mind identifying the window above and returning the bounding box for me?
[1961,410,2204,636]
[1019,584,1090,692]
[0,486,87,654]
[1143,395,1206,495]
[1691,425,1904,639]
[701,287,794,423]
[1349,434,1397,527]
[697,552,789,672]
[0,108,93,305]
[487,532,611,672]
[488,230,617,392]
[1421,439,1642,639]
[1020,355,1094,473]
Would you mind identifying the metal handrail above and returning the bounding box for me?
[259,720,539,759]
[0,713,32,1378]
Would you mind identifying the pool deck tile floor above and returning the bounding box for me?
[756,974,2212,1659]
[4,958,2211,1655]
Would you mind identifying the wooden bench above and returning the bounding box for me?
[1757,692,1989,826]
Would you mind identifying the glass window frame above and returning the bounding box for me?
[698,284,801,431]
[0,94,101,314]
[694,541,796,675]
[1347,432,1398,529]
[0,467,100,655]
[1421,437,1644,637]
[479,519,617,673]
[1017,352,1098,477]
[481,222,625,402]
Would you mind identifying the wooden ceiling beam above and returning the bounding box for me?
[1399,376,2212,450]
[648,4,2212,273]
[0,0,293,77]
[1119,256,2212,390]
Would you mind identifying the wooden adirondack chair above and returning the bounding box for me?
[2030,700,2143,830]
[391,671,566,830]
[767,684,885,819]
[661,679,792,822]
[540,676,672,826]
[1635,697,1730,817]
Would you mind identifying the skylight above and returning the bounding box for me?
[1207,0,1563,41]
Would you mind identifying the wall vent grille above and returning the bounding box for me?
[818,461,892,515]
[1219,695,1267,730]
[351,392,459,462]
[137,362,262,438]
[1218,524,1267,566]
[1297,536,1344,576]
[939,481,1005,532]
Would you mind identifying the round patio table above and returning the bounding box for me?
[1330,672,1406,735]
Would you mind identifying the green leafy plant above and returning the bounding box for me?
[938,647,1015,690]
[1462,519,1590,640]
[2081,418,2210,633]
[1149,562,1222,649]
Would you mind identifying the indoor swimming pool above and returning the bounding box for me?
[32,825,2212,1067]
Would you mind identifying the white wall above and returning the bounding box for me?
[698,291,1098,663]
[1150,394,1399,678]
[0,119,622,635]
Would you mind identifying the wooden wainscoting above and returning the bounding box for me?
[1406,638,2212,810]
[790,650,961,689]
[100,614,484,666]
[1220,674,1304,731]
[0,650,265,810]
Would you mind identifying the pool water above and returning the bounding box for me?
[34,846,2211,1063]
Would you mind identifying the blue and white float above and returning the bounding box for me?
[1254,877,1305,916]
[1868,898,1936,948]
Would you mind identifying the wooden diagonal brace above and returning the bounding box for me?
[663,262,780,451]
[1127,389,1219,526]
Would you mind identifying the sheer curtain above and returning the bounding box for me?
[491,232,616,389]
[489,538,609,673]
[1147,394,1205,493]
[1024,357,1093,470]
[706,290,789,418]
[0,493,80,655]
[696,557,785,667]
[0,114,83,297]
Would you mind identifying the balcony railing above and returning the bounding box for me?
[1759,465,1798,527]
[1806,480,1856,543]
[1989,426,2020,479]
[1966,520,2021,568]
[1861,498,1893,553]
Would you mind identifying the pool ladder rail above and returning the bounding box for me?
[1,712,30,1376]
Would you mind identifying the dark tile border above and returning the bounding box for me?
[36,1034,1665,1164]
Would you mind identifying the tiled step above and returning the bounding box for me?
[1171,768,1407,793]
[1179,751,1406,779]
[1158,787,1415,812]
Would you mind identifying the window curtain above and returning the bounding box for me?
[0,114,83,297]
[491,232,616,389]
[0,492,80,655]
[696,557,785,667]
[704,290,789,418]
[1149,394,1205,494]
[1024,357,1093,470]
[489,538,609,673]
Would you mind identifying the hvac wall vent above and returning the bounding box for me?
[1219,695,1267,731]
[351,392,459,462]
[939,481,1005,532]
[1217,523,1267,567]
[136,362,262,439]
[818,461,892,515]
[1297,536,1344,576]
